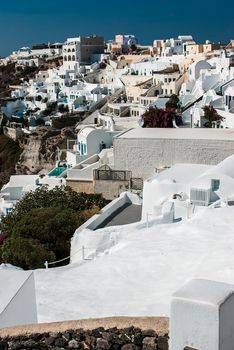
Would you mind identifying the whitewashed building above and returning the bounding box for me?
[62,36,104,71]
[161,35,195,56]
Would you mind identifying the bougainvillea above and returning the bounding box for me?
[142,107,177,128]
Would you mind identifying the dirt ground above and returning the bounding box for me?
[0,317,169,338]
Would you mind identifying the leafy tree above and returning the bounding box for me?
[203,106,223,128]
[165,94,181,111]
[58,104,69,113]
[7,186,107,218]
[0,186,108,269]
[2,236,56,270]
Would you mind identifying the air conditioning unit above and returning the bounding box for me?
[190,188,211,206]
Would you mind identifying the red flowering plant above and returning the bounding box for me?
[141,107,176,128]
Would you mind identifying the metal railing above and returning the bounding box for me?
[94,168,132,181]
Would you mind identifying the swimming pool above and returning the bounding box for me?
[48,167,66,177]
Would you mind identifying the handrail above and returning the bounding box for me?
[44,246,83,268]
[46,255,72,266]
[44,244,100,268]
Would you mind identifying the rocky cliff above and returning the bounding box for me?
[16,126,76,175]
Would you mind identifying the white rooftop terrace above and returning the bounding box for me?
[147,163,213,184]
[116,127,234,141]
[1,175,38,191]
[148,155,234,186]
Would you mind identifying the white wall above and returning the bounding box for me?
[67,161,100,181]
[114,137,234,179]
[189,60,212,81]
[0,271,37,328]
[67,151,79,167]
[170,279,234,350]
[170,297,219,350]
[220,294,234,350]
[217,109,234,128]
[131,60,174,77]
[201,72,221,91]
[86,131,114,155]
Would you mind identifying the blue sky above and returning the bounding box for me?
[0,0,233,56]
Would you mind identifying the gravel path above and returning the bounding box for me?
[0,316,169,338]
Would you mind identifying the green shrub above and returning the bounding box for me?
[0,186,108,269]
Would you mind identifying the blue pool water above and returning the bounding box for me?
[14,110,26,118]
[48,167,66,177]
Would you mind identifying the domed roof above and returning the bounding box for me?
[214,154,234,178]
[199,154,234,179]
[79,126,96,138]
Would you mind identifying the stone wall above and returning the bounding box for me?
[114,137,234,179]
[0,326,168,350]
[66,180,94,194]
[94,180,130,200]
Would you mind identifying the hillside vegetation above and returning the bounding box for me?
[0,63,39,97]
[0,134,22,189]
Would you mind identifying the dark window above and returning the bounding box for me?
[212,179,220,191]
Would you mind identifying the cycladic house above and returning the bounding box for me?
[170,279,234,350]
[0,270,37,328]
